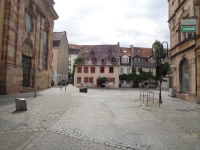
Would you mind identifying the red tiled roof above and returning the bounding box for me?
[133,47,153,58]
[68,44,82,49]
[120,47,132,56]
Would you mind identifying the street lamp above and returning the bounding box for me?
[151,41,170,108]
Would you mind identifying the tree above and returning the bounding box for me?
[97,76,106,87]
[153,40,170,82]
[72,57,82,85]
[137,68,156,87]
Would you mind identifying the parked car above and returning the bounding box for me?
[58,80,68,85]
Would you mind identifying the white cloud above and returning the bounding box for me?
[54,0,170,48]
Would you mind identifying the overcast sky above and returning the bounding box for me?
[53,0,170,48]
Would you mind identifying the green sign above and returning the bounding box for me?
[181,26,196,32]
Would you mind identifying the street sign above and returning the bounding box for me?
[181,26,196,32]
[181,19,196,25]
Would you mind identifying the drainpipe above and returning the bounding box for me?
[130,45,133,67]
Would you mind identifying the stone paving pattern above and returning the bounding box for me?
[0,85,200,150]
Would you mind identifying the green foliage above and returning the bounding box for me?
[153,40,170,81]
[97,76,106,85]
[72,57,82,85]
[74,57,82,65]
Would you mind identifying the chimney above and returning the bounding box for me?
[118,42,120,51]
[80,46,84,53]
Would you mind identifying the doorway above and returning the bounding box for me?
[181,59,189,94]
[22,56,31,87]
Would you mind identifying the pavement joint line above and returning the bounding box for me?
[15,131,47,150]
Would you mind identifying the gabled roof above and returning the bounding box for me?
[133,47,153,58]
[53,32,65,41]
[120,47,132,57]
[77,44,120,66]
[69,44,81,49]
[53,32,66,47]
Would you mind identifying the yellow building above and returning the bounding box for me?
[168,0,200,103]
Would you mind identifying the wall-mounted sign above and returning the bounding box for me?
[181,26,196,32]
[181,19,196,25]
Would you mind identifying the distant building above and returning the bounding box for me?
[119,47,132,87]
[68,44,81,74]
[168,0,200,103]
[52,32,69,85]
[0,0,58,94]
[119,46,156,88]
[74,44,120,88]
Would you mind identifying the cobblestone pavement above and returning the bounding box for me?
[0,85,200,150]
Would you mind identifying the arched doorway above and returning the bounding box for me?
[181,59,189,94]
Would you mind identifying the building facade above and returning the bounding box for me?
[119,46,157,88]
[68,44,81,74]
[0,0,58,94]
[74,44,120,88]
[52,32,69,85]
[132,47,157,87]
[168,0,199,103]
[119,47,132,87]
[196,0,200,103]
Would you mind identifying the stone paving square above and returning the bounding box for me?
[0,85,200,150]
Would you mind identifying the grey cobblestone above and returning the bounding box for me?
[0,85,200,149]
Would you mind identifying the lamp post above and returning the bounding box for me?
[152,41,169,108]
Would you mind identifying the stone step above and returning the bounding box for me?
[21,87,36,93]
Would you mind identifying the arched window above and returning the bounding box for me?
[25,13,33,33]
[43,31,48,70]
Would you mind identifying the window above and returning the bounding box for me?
[100,67,104,73]
[69,61,71,66]
[84,77,93,83]
[91,67,95,73]
[101,58,106,63]
[52,54,54,60]
[122,56,129,63]
[120,68,123,74]
[84,77,88,83]
[69,55,71,58]
[134,57,140,62]
[91,51,95,54]
[92,58,97,63]
[112,57,116,62]
[111,78,115,83]
[68,69,71,72]
[89,77,93,83]
[109,67,114,73]
[25,13,32,33]
[107,50,111,55]
[84,67,88,73]
[106,78,115,84]
[77,67,82,73]
[127,68,130,74]
[77,77,81,84]
[43,31,48,70]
